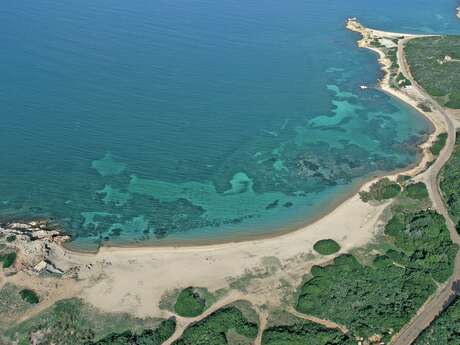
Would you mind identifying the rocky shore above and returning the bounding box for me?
[0,221,71,276]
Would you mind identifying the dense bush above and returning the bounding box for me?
[402,182,429,201]
[440,132,460,227]
[313,239,340,255]
[359,178,401,202]
[430,132,448,156]
[19,289,39,304]
[415,295,460,344]
[174,287,206,317]
[92,319,176,345]
[296,209,457,341]
[173,307,258,345]
[0,252,16,268]
[405,36,460,109]
[262,321,353,345]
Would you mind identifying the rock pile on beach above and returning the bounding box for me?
[0,221,71,275]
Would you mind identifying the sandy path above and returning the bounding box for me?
[288,308,349,334]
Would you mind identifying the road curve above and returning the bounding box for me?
[390,38,460,345]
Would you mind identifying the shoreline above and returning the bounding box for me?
[1,18,454,323]
[62,20,441,254]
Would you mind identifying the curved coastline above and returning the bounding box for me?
[1,18,455,326]
[62,19,441,254]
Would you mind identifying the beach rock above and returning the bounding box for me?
[0,220,72,276]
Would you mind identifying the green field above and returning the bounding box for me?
[405,36,460,108]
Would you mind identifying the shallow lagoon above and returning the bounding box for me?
[1,0,460,248]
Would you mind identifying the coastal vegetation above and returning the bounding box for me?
[430,132,448,156]
[440,132,460,227]
[296,182,457,342]
[174,287,206,317]
[313,239,341,255]
[19,289,39,304]
[414,295,460,344]
[359,178,401,202]
[0,251,16,268]
[405,36,460,108]
[91,319,176,345]
[262,320,353,345]
[401,182,429,201]
[172,306,259,345]
[3,298,169,345]
[0,284,36,329]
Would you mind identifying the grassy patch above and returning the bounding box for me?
[174,287,206,317]
[313,239,340,255]
[4,298,165,345]
[0,284,35,330]
[430,132,448,156]
[173,306,258,345]
[19,289,39,304]
[359,178,401,202]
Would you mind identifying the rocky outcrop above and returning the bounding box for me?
[0,221,71,276]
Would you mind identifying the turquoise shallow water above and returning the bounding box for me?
[1,0,460,249]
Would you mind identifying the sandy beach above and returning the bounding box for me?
[1,19,458,339]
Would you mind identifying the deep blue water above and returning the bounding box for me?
[1,0,460,249]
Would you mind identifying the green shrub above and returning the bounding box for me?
[360,178,401,202]
[1,252,17,268]
[296,210,457,341]
[19,289,40,304]
[93,318,176,345]
[402,182,429,200]
[313,239,340,255]
[6,235,16,243]
[173,307,258,345]
[174,287,206,317]
[262,321,353,345]
[405,36,460,109]
[440,132,460,226]
[430,133,448,156]
[415,296,460,344]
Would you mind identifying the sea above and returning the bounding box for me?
[1,0,460,250]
